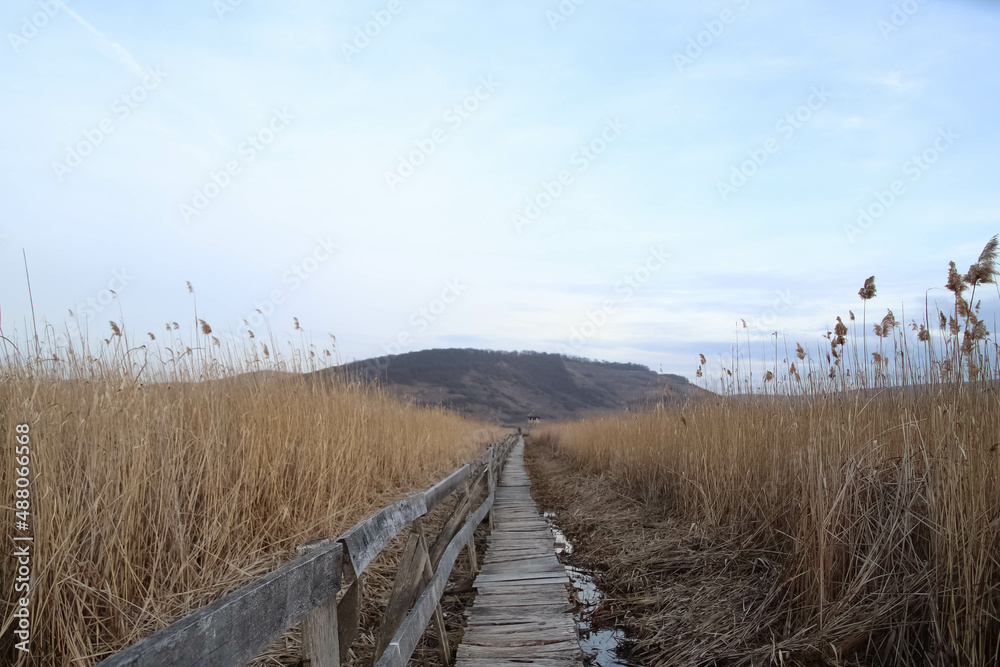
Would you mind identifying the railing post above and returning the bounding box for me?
[336,558,362,661]
[373,528,428,661]
[487,449,496,531]
[297,540,342,667]
[465,531,479,575]
[415,520,452,666]
[461,479,479,577]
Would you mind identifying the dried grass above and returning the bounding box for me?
[0,308,497,665]
[537,238,1000,666]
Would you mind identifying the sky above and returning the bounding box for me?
[1,0,998,377]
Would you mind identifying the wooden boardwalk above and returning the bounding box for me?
[456,437,583,666]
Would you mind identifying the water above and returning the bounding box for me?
[543,511,631,666]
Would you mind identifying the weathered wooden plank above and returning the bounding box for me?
[424,463,472,512]
[475,579,572,592]
[466,607,576,620]
[466,463,490,499]
[465,533,478,575]
[487,464,497,531]
[417,527,452,666]
[297,541,340,667]
[463,619,578,634]
[301,593,339,667]
[474,570,569,583]
[463,630,579,645]
[478,553,555,565]
[373,528,430,661]
[336,564,361,656]
[429,487,472,568]
[486,541,556,550]
[476,572,568,584]
[96,542,342,667]
[465,606,576,619]
[339,493,427,575]
[456,660,581,666]
[472,592,572,603]
[469,588,571,602]
[471,588,571,600]
[374,492,494,667]
[458,639,582,655]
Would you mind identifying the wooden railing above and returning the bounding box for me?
[97,433,520,667]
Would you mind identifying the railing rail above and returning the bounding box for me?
[97,433,520,667]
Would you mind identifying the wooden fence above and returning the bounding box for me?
[97,433,520,667]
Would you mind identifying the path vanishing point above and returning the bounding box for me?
[456,437,584,665]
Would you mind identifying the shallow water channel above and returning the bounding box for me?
[542,511,631,666]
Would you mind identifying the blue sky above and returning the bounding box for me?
[1,0,998,376]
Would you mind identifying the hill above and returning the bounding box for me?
[312,349,708,423]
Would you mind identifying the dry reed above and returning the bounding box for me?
[541,237,1000,665]
[0,303,496,665]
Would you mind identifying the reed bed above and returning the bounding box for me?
[0,302,495,665]
[540,237,1000,665]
